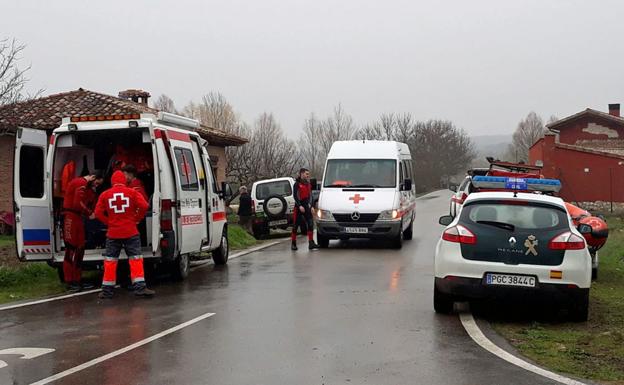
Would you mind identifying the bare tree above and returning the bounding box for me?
[152,94,177,113]
[0,38,41,106]
[299,113,324,178]
[506,111,546,162]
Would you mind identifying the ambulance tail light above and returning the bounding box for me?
[161,199,174,231]
[548,231,586,250]
[442,225,477,245]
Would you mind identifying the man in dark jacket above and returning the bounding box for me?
[238,186,253,233]
[292,168,319,250]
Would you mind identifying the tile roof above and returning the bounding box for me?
[0,88,247,146]
[547,108,624,130]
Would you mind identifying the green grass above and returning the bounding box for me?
[229,224,257,250]
[0,263,65,304]
[493,216,624,384]
[0,235,13,247]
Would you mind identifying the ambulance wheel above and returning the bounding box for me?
[403,221,413,240]
[318,234,330,248]
[212,231,229,265]
[592,267,598,281]
[392,228,403,249]
[172,253,190,281]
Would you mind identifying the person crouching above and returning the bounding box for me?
[95,170,154,299]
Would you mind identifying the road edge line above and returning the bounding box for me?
[29,312,215,385]
[191,240,283,270]
[0,289,101,312]
[459,311,588,385]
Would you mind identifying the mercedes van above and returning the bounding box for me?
[315,140,416,248]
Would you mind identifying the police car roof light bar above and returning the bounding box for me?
[471,175,561,193]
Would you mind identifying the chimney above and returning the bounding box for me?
[118,89,151,105]
[608,103,620,117]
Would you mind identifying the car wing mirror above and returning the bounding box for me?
[310,178,319,191]
[439,215,454,226]
[578,223,592,234]
[449,184,458,192]
[403,178,412,191]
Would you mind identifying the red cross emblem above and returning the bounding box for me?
[108,192,130,213]
[349,194,365,204]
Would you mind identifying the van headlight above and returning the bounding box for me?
[378,209,400,220]
[317,209,334,221]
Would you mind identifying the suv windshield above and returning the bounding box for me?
[462,201,567,230]
[255,180,292,200]
[323,159,396,188]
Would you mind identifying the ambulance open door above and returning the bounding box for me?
[13,127,54,261]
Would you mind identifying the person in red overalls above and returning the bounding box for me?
[63,173,104,292]
[291,168,319,251]
[95,170,154,299]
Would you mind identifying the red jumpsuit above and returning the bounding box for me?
[95,171,149,288]
[292,178,314,242]
[128,178,148,201]
[62,177,92,284]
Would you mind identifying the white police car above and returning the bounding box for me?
[434,176,592,321]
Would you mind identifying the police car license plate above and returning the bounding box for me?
[269,219,288,226]
[485,273,536,288]
[345,227,368,234]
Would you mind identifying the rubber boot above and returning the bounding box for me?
[134,282,155,297]
[291,241,298,251]
[309,240,319,250]
[99,286,114,299]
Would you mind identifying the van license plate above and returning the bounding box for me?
[485,273,536,287]
[269,219,288,226]
[345,227,368,234]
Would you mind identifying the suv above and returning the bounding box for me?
[435,191,592,321]
[251,177,296,238]
[449,168,488,217]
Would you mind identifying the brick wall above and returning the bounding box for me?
[0,135,15,213]
[207,145,227,183]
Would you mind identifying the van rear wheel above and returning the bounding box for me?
[171,253,190,281]
[318,234,330,248]
[212,231,229,265]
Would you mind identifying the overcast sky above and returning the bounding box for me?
[4,0,624,137]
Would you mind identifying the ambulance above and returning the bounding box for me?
[13,112,232,280]
[315,140,416,248]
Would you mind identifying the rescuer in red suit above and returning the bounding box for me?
[62,173,104,292]
[95,171,154,299]
[291,168,319,251]
[122,164,148,201]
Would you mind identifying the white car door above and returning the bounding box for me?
[13,128,54,261]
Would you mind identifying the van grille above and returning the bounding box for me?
[333,213,379,223]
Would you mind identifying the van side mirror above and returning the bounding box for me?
[578,224,592,234]
[449,184,458,192]
[439,215,454,226]
[310,178,319,191]
[402,179,412,191]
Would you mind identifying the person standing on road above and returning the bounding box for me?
[291,168,319,251]
[238,186,253,234]
[95,170,154,299]
[62,173,104,292]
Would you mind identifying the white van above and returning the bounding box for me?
[13,112,232,280]
[315,140,416,248]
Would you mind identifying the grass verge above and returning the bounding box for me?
[229,224,257,250]
[0,262,65,304]
[492,216,624,384]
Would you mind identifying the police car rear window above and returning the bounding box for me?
[461,200,567,230]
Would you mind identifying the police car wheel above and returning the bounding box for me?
[433,284,454,314]
[592,267,598,281]
[569,290,589,322]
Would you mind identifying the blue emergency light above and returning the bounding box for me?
[472,176,561,193]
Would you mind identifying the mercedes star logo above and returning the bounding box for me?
[509,236,517,247]
[351,212,361,221]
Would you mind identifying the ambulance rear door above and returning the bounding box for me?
[167,130,205,254]
[13,127,54,261]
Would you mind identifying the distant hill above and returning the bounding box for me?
[470,134,511,167]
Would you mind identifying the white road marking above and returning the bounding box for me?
[459,311,587,385]
[191,240,283,270]
[0,347,55,360]
[0,289,101,312]
[29,312,215,385]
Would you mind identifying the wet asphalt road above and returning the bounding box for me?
[0,191,567,385]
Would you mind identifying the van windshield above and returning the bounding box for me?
[323,159,396,188]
